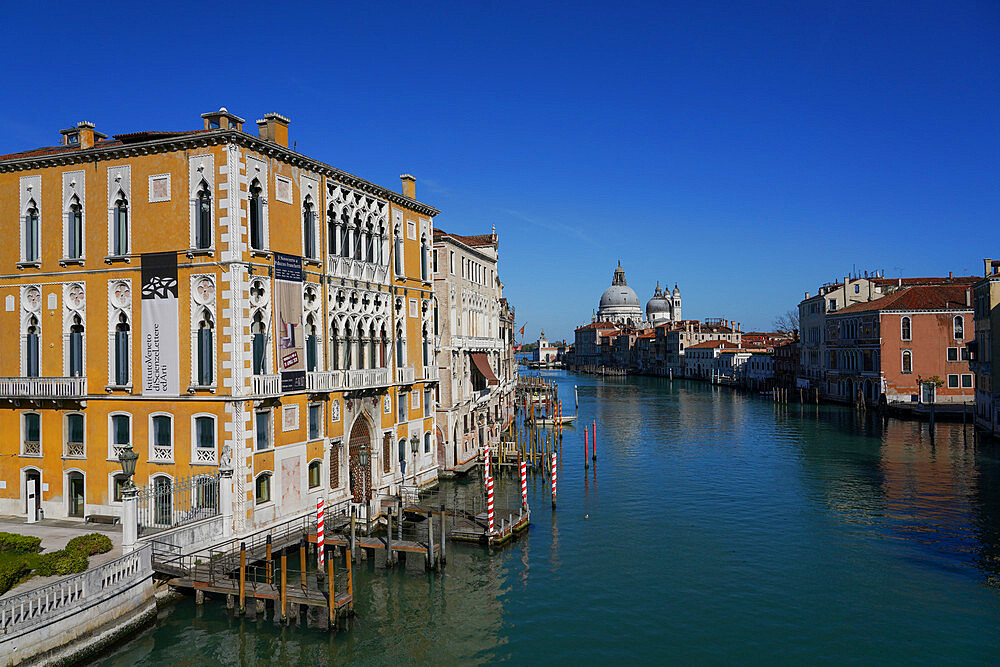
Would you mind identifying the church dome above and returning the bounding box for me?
[646,282,671,320]
[600,284,640,308]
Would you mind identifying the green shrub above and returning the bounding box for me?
[0,558,32,595]
[34,549,88,577]
[66,533,113,556]
[0,532,42,553]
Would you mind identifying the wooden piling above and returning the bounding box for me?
[300,538,307,590]
[266,534,273,584]
[327,546,336,629]
[345,548,354,611]
[427,510,435,570]
[440,503,446,565]
[386,507,394,566]
[238,542,246,614]
[350,506,357,561]
[280,552,287,622]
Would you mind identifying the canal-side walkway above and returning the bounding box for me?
[0,515,123,599]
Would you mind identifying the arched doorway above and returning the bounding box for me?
[67,471,84,518]
[348,417,373,503]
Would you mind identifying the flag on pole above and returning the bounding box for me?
[519,324,526,336]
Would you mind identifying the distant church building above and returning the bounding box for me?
[596,262,681,328]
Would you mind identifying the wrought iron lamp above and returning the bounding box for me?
[118,443,139,489]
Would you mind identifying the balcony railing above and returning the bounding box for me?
[0,376,87,399]
[397,366,415,384]
[343,368,391,391]
[307,370,342,392]
[453,336,501,351]
[250,373,281,396]
[423,365,439,381]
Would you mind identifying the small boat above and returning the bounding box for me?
[531,414,578,426]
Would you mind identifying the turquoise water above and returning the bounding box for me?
[101,372,1000,664]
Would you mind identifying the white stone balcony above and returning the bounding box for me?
[0,376,87,399]
[343,368,391,391]
[307,370,343,392]
[422,365,439,382]
[453,336,501,351]
[250,373,281,396]
[396,366,416,385]
[327,256,390,285]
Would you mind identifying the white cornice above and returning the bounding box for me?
[0,129,440,218]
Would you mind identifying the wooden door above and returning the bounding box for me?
[348,418,372,503]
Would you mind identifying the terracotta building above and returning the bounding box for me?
[826,284,974,406]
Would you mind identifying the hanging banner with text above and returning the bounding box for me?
[274,252,306,392]
[140,252,180,395]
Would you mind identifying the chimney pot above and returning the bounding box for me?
[985,258,993,277]
[256,113,290,147]
[400,174,416,199]
[949,271,953,279]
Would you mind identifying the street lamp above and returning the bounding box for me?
[409,435,419,487]
[118,443,139,489]
[358,443,370,501]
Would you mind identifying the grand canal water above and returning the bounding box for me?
[100,371,1000,664]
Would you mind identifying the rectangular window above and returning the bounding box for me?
[424,389,432,417]
[252,333,266,375]
[256,411,271,451]
[195,416,215,449]
[829,299,836,311]
[449,251,455,274]
[962,374,973,387]
[948,374,959,388]
[433,250,438,274]
[114,330,129,385]
[23,413,40,455]
[152,415,172,460]
[69,331,84,377]
[407,219,416,240]
[308,462,321,488]
[947,347,958,362]
[25,332,39,377]
[24,211,39,263]
[308,404,321,440]
[398,391,407,423]
[111,414,130,459]
[66,413,84,457]
[197,328,213,385]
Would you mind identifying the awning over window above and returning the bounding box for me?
[471,352,499,385]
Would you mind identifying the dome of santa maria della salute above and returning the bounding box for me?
[593,262,681,329]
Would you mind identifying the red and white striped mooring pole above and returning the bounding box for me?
[551,450,557,508]
[520,457,528,508]
[316,498,325,567]
[484,444,490,481]
[486,471,495,535]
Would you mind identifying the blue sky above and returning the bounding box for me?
[1,1,997,340]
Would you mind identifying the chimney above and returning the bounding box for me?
[966,288,972,307]
[202,107,245,131]
[400,174,416,199]
[256,113,290,147]
[59,121,105,149]
[804,291,810,299]
[985,258,993,277]
[949,271,953,280]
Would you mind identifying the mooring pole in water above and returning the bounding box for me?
[300,538,307,590]
[551,450,557,509]
[585,427,589,469]
[386,507,394,565]
[345,548,354,611]
[592,421,597,461]
[327,546,336,628]
[239,542,246,614]
[440,503,447,566]
[279,551,288,622]
[427,510,435,570]
[266,534,273,584]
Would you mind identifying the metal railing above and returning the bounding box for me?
[0,376,87,398]
[250,373,281,396]
[137,472,220,536]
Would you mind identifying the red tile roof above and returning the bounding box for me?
[834,284,972,314]
[433,228,496,248]
[870,276,978,288]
